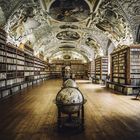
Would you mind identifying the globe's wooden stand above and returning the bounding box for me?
[55,79,86,133]
[56,100,87,133]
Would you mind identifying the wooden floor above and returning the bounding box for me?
[1,79,140,140]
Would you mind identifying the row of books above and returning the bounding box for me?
[130,55,140,58]
[17,72,24,77]
[7,79,17,86]
[7,72,16,78]
[7,65,16,71]
[17,60,24,65]
[7,52,16,58]
[17,78,24,83]
[130,74,140,78]
[130,69,140,73]
[119,66,125,69]
[0,64,6,71]
[131,79,140,86]
[113,78,125,84]
[0,80,6,87]
[102,66,108,69]
[0,74,48,88]
[0,50,6,55]
[130,61,140,64]
[113,73,126,77]
[0,56,6,62]
[0,72,25,79]
[17,55,24,60]
[24,72,34,76]
[102,60,108,63]
[7,58,16,64]
[17,66,24,70]
[40,71,47,75]
[0,73,6,79]
[113,66,119,69]
[24,67,34,71]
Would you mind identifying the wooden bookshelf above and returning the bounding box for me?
[71,63,86,79]
[107,44,140,95]
[49,61,88,79]
[0,29,7,98]
[93,57,108,84]
[0,29,50,99]
[89,60,95,78]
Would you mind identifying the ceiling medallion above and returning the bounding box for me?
[56,31,80,41]
[49,0,90,22]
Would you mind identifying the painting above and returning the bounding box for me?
[95,9,126,41]
[59,25,78,29]
[7,5,35,41]
[56,31,80,41]
[49,0,90,22]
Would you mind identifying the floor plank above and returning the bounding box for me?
[0,79,140,140]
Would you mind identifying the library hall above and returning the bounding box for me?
[0,0,140,140]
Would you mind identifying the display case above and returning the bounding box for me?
[93,57,108,84]
[107,45,140,95]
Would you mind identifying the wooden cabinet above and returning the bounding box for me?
[107,44,140,95]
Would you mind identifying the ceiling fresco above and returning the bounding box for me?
[49,0,90,22]
[59,25,79,29]
[0,0,139,62]
[56,31,80,41]
[49,50,89,63]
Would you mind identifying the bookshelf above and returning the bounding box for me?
[0,29,50,99]
[90,60,95,78]
[93,57,108,84]
[49,60,88,79]
[71,63,86,79]
[107,45,140,95]
[34,56,50,83]
[0,29,7,98]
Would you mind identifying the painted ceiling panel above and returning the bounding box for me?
[0,0,139,61]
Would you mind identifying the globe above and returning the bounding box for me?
[56,87,84,114]
[63,79,77,88]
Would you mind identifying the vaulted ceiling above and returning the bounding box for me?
[0,0,139,62]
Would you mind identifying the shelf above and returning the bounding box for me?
[0,28,49,99]
[111,44,140,87]
[95,57,108,82]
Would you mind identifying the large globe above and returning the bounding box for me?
[63,79,77,88]
[56,87,84,114]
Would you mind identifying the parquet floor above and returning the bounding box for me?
[0,79,140,140]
